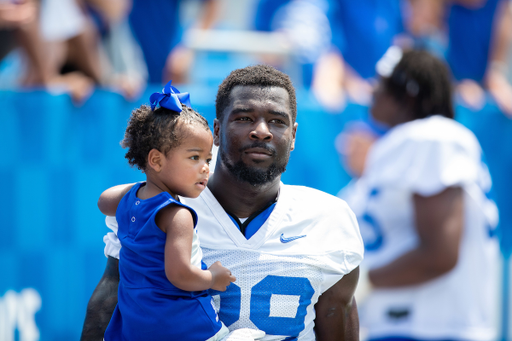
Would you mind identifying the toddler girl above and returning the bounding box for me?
[99,81,235,341]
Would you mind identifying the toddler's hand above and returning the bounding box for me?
[209,261,235,291]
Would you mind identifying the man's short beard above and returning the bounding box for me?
[220,150,287,186]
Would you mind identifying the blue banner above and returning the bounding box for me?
[1,87,511,340]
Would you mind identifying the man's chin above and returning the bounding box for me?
[220,151,286,185]
[228,161,285,186]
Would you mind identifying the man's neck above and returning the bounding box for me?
[208,168,280,219]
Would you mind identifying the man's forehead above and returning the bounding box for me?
[229,85,290,106]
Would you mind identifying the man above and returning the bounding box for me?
[81,65,364,340]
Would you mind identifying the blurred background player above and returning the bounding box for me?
[342,48,500,341]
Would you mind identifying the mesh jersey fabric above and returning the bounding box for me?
[104,182,364,340]
[182,184,363,340]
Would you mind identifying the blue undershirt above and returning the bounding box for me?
[227,202,277,239]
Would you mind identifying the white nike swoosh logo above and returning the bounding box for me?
[280,233,306,243]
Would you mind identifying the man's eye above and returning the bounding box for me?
[236,117,251,121]
[270,119,285,124]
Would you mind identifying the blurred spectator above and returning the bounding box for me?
[312,0,407,112]
[252,0,403,111]
[0,0,51,86]
[0,0,100,104]
[342,48,500,341]
[0,0,150,103]
[335,121,380,178]
[462,0,512,117]
[406,0,512,117]
[252,0,333,88]
[85,0,147,100]
[38,0,103,103]
[402,0,447,57]
[127,0,220,85]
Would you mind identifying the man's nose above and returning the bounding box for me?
[250,120,272,141]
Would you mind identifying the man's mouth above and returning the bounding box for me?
[242,144,275,160]
[245,147,272,155]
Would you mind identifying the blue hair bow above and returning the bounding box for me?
[149,80,191,112]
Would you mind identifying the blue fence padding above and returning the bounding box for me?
[0,88,511,340]
[455,101,512,254]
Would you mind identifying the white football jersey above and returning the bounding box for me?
[343,116,500,340]
[105,183,364,340]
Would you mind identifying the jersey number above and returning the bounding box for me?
[361,188,384,251]
[211,275,314,337]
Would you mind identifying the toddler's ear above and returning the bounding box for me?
[147,149,164,172]
[213,118,221,146]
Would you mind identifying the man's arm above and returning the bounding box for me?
[314,267,360,341]
[369,187,463,287]
[80,256,120,341]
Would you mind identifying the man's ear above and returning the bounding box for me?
[290,122,298,151]
[213,118,220,147]
[147,149,164,172]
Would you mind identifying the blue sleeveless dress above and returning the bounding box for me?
[104,182,224,341]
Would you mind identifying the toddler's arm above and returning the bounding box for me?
[97,183,135,216]
[157,205,236,292]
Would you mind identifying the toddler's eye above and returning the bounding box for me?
[190,155,199,160]
[206,158,212,165]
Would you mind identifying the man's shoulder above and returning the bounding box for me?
[276,185,364,262]
[382,115,477,149]
[281,183,338,197]
[280,184,351,210]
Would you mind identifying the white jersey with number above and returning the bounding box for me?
[343,115,500,340]
[104,183,364,340]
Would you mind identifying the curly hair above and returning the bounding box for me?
[384,49,454,119]
[121,104,210,171]
[215,64,297,122]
